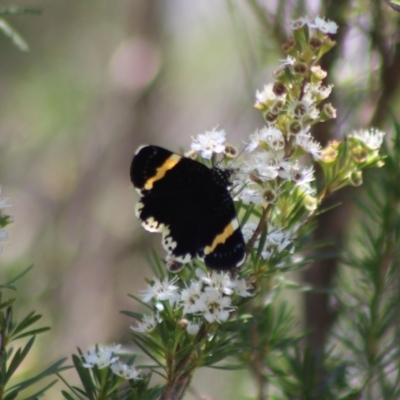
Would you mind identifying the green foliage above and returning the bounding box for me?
[0,267,67,399]
[59,353,163,400]
[0,6,40,52]
[327,117,400,399]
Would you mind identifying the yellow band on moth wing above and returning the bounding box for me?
[204,219,239,255]
[144,154,181,190]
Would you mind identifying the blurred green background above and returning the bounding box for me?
[1,0,399,398]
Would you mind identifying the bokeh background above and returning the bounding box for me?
[1,0,400,398]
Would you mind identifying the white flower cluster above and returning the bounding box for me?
[191,128,226,159]
[242,222,299,261]
[349,128,385,150]
[236,134,317,207]
[82,344,141,380]
[290,16,338,34]
[236,38,337,208]
[133,269,252,335]
[0,188,11,254]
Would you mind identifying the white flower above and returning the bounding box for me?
[278,160,295,181]
[296,133,322,159]
[279,55,296,67]
[267,228,293,253]
[309,16,338,34]
[261,224,300,260]
[242,152,281,181]
[242,222,257,242]
[231,277,253,297]
[82,344,121,369]
[247,126,285,152]
[243,222,297,261]
[279,162,316,194]
[290,16,310,30]
[287,98,319,120]
[186,320,201,335]
[197,288,233,323]
[141,277,179,309]
[111,361,141,380]
[239,185,265,205]
[180,280,203,314]
[310,65,327,80]
[191,128,226,159]
[350,128,385,150]
[195,268,233,295]
[131,313,161,333]
[304,82,333,102]
[295,165,316,188]
[255,84,277,104]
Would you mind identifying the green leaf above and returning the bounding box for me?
[10,311,42,337]
[0,18,29,51]
[0,7,41,15]
[5,336,35,384]
[131,336,164,368]
[208,363,245,370]
[19,379,58,400]
[56,369,85,400]
[120,310,145,320]
[72,354,96,400]
[13,327,50,340]
[4,265,34,287]
[125,294,153,311]
[147,250,165,279]
[61,391,78,400]
[2,392,18,400]
[6,358,67,393]
[0,298,15,310]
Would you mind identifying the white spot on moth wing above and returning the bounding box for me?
[174,253,193,264]
[135,201,144,218]
[161,227,177,251]
[135,187,145,195]
[135,201,164,232]
[162,228,192,264]
[142,217,165,232]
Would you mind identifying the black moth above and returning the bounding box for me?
[130,145,246,270]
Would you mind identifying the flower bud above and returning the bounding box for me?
[282,38,296,55]
[349,170,363,187]
[271,99,285,114]
[184,149,198,160]
[320,103,337,121]
[293,62,308,77]
[310,65,327,81]
[293,102,308,118]
[263,187,277,203]
[224,145,238,159]
[351,146,369,163]
[288,121,302,135]
[273,67,287,81]
[319,36,337,58]
[177,319,189,330]
[309,36,322,52]
[319,142,339,163]
[304,195,318,211]
[264,111,278,123]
